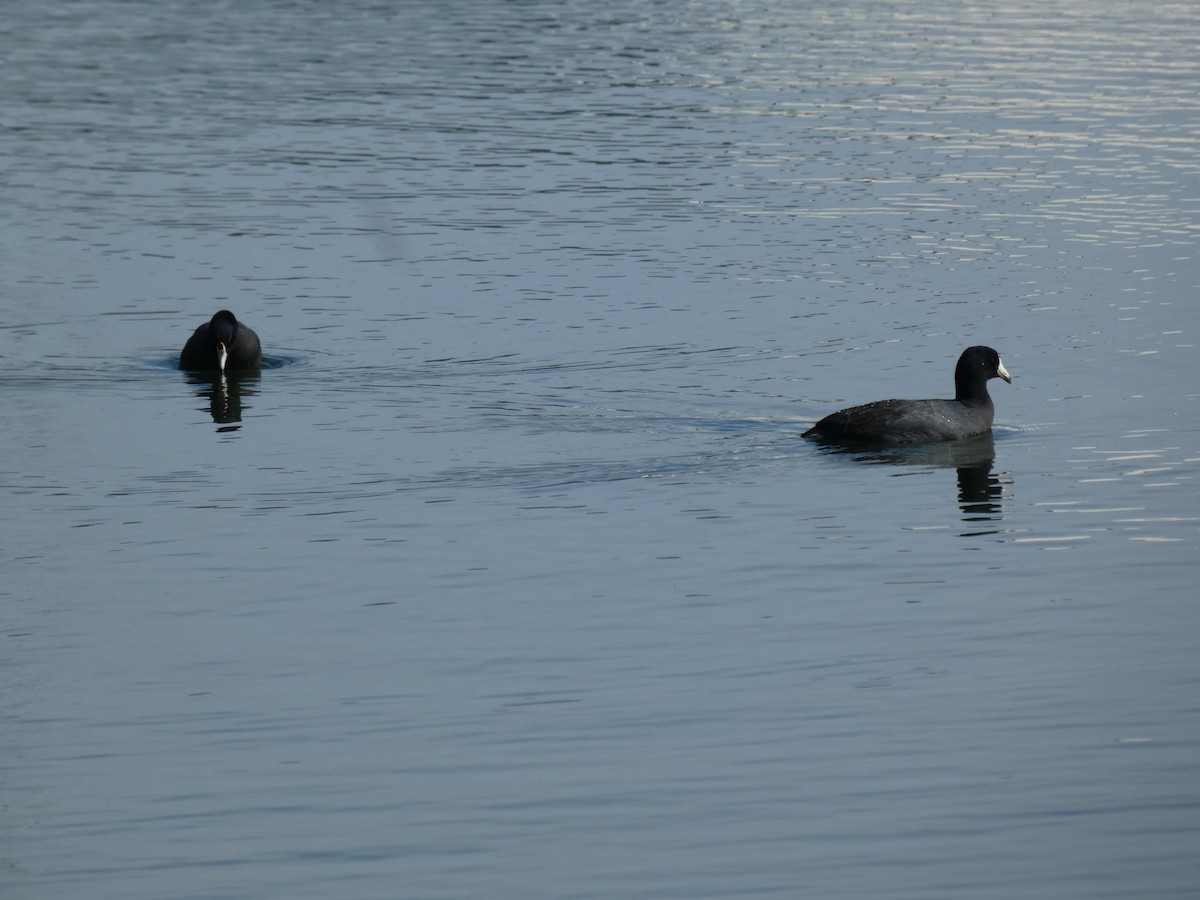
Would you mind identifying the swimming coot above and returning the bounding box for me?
[803,345,1011,444]
[179,310,262,372]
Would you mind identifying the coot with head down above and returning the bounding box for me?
[179,310,262,372]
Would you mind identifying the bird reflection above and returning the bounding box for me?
[811,433,1008,533]
[186,371,260,430]
[957,460,1004,512]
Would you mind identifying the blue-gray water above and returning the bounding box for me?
[2,2,1198,898]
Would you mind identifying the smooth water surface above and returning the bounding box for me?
[2,2,1198,898]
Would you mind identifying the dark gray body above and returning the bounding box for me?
[804,396,996,444]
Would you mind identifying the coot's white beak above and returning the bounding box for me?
[217,341,228,372]
[997,358,1012,383]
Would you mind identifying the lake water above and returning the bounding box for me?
[2,1,1198,897]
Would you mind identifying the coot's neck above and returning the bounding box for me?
[954,365,993,408]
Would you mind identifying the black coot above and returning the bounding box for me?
[803,345,1011,444]
[179,310,262,372]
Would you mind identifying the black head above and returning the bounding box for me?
[954,346,1012,402]
[209,310,240,347]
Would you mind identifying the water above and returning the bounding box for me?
[2,1,1198,897]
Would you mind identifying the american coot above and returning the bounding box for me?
[803,345,1011,444]
[179,310,262,372]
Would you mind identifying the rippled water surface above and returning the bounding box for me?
[3,2,1198,898]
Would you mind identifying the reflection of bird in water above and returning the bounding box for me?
[957,463,1004,512]
[810,432,1009,530]
[187,371,259,428]
[816,432,997,469]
